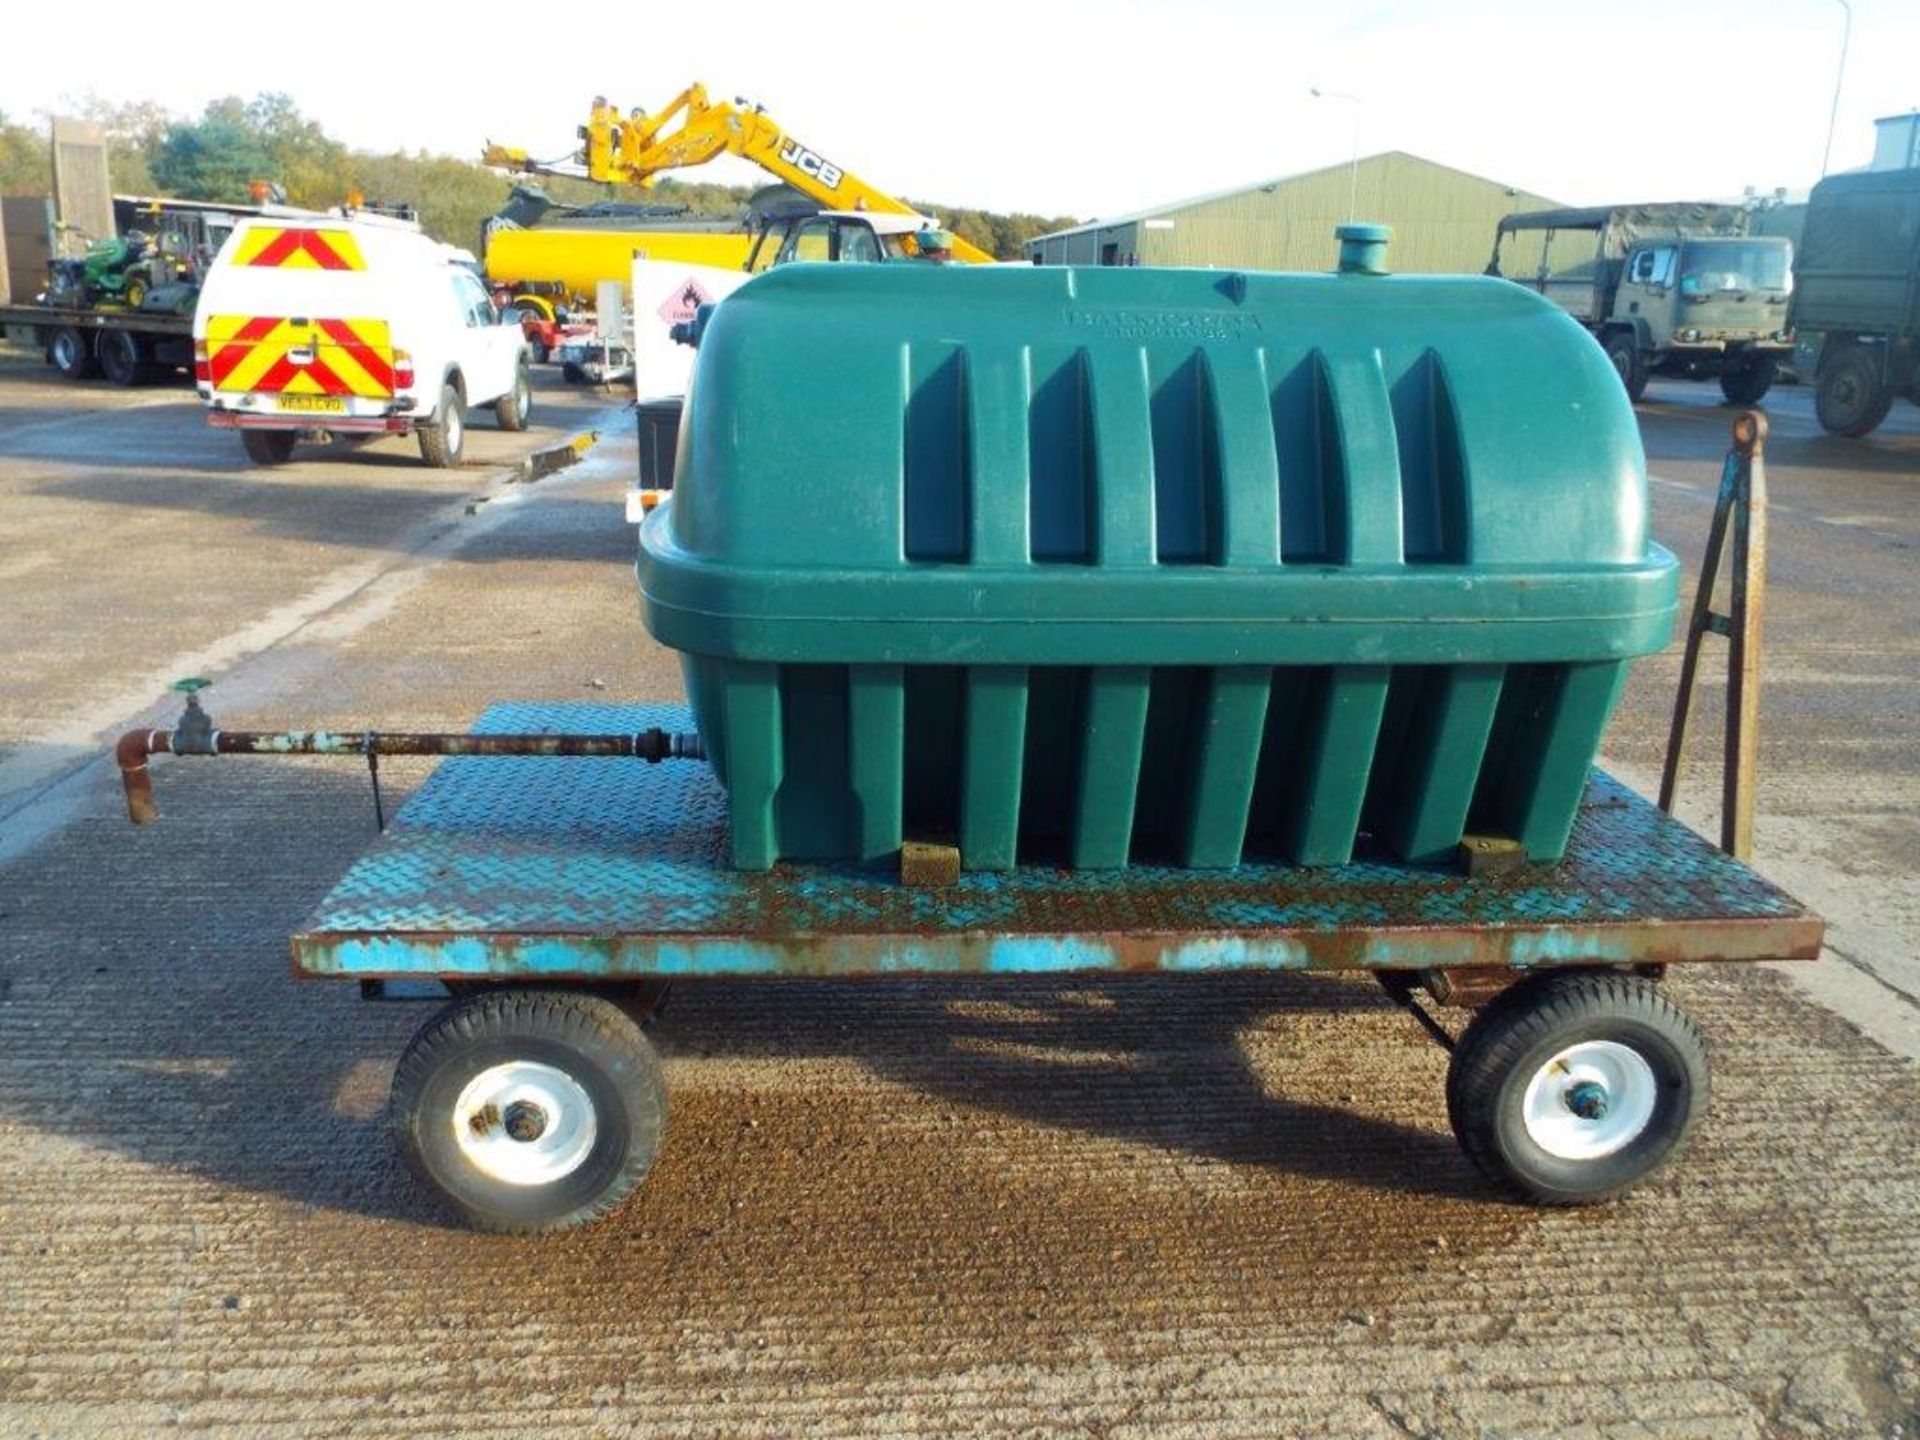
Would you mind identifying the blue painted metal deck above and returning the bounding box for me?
[291,703,1824,981]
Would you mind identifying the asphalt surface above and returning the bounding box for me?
[0,351,1914,1439]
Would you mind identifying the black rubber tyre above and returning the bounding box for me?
[1446,970,1708,1205]
[48,326,98,380]
[240,429,297,465]
[1718,354,1776,406]
[418,382,465,467]
[494,363,533,432]
[1815,345,1894,437]
[122,275,148,311]
[390,988,666,1234]
[441,978,672,1027]
[510,305,549,366]
[97,328,150,386]
[1604,331,1649,402]
[560,361,588,385]
[509,305,552,365]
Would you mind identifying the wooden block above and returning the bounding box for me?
[1457,834,1526,878]
[900,840,961,888]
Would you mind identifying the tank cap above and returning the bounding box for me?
[1335,223,1392,275]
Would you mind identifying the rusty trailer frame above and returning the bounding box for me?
[285,702,1822,997]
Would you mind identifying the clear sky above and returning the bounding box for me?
[5,0,1913,220]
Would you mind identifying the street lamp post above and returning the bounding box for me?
[1311,87,1364,221]
[1820,0,1852,177]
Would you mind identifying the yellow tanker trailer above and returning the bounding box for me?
[485,221,752,314]
[480,188,755,361]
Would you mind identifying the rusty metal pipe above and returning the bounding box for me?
[114,726,704,825]
[116,728,173,825]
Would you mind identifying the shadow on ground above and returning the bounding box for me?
[0,760,1485,1237]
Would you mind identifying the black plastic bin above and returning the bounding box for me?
[634,397,683,490]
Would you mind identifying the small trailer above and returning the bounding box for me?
[119,695,1823,1234]
[112,256,1813,1233]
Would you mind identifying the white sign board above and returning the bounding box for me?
[629,257,753,401]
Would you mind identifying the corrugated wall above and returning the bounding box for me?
[1030,225,1142,267]
[1032,154,1566,276]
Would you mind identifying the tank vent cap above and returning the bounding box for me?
[1335,222,1392,275]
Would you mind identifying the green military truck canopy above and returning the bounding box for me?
[1792,168,1920,336]
[1493,202,1751,258]
[639,257,1678,873]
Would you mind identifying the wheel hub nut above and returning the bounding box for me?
[503,1100,549,1143]
[1564,1080,1610,1121]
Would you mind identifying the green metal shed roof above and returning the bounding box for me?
[1029,151,1561,246]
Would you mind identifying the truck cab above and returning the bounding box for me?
[1612,236,1794,394]
[743,210,931,270]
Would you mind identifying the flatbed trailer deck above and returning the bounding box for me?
[295,702,1821,983]
[0,300,192,384]
[254,702,1824,1232]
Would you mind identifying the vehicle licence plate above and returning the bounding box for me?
[277,396,346,414]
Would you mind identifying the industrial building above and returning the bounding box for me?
[1026,151,1564,273]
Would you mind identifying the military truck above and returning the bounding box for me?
[1791,168,1920,437]
[1487,203,1795,404]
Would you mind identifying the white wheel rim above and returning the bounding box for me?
[446,407,463,449]
[452,1060,597,1186]
[1520,1040,1658,1161]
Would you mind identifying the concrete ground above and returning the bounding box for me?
[0,351,1914,1439]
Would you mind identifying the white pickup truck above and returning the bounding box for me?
[193,211,530,467]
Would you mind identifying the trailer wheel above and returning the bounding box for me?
[98,329,151,387]
[1718,354,1776,407]
[1815,344,1894,437]
[509,303,550,364]
[1446,970,1707,1205]
[390,988,666,1233]
[48,326,99,380]
[240,430,297,465]
[418,383,466,467]
[1604,331,1648,402]
[494,363,533,432]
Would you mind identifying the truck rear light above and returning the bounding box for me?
[193,339,210,384]
[393,348,414,389]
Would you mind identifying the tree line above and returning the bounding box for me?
[0,95,1078,260]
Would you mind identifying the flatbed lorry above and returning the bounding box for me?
[2,195,272,385]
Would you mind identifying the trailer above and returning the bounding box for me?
[117,694,1823,1235]
[108,261,1818,1235]
[0,300,193,385]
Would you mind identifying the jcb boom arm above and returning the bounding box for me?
[485,84,993,265]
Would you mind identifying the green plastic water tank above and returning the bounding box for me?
[639,243,1679,872]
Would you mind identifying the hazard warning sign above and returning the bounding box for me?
[658,276,715,325]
